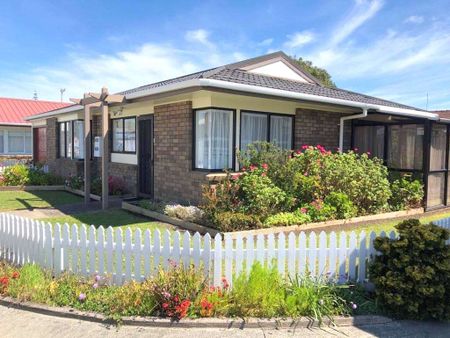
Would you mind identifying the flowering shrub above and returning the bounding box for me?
[108,176,127,196]
[369,219,450,320]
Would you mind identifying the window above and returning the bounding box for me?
[73,120,84,159]
[112,117,136,153]
[353,125,385,159]
[240,111,293,151]
[194,108,234,170]
[0,131,4,153]
[59,121,84,159]
[387,124,423,170]
[7,130,32,154]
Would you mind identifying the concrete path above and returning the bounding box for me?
[7,200,123,219]
[0,305,449,338]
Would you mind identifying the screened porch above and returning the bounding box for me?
[352,113,450,210]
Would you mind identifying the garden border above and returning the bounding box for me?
[0,296,392,328]
[0,185,65,191]
[122,200,423,237]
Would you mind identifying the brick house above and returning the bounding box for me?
[26,52,450,210]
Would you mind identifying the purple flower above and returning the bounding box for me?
[95,275,101,282]
[352,303,358,310]
[78,293,86,301]
[93,283,98,289]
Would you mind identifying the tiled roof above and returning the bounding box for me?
[121,52,424,112]
[0,97,70,124]
[434,110,450,119]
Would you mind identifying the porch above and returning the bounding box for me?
[352,112,450,210]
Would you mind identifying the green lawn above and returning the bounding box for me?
[39,209,178,233]
[0,190,82,211]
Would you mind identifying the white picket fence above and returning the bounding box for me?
[0,213,449,287]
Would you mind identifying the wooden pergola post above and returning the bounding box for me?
[101,87,109,210]
[83,99,91,205]
[71,87,124,211]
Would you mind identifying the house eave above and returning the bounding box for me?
[25,78,439,122]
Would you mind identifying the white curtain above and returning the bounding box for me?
[240,112,267,150]
[195,109,233,169]
[73,121,85,159]
[270,115,292,149]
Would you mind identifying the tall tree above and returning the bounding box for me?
[293,57,336,88]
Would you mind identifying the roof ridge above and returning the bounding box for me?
[0,97,70,105]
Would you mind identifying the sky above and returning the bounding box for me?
[0,0,449,110]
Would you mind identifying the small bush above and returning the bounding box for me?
[264,211,311,227]
[214,211,262,232]
[108,176,127,195]
[324,192,357,219]
[65,175,84,190]
[301,199,337,222]
[228,262,285,318]
[2,164,30,186]
[138,199,165,213]
[369,219,450,320]
[164,204,204,223]
[389,173,424,211]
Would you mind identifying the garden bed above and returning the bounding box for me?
[65,186,134,202]
[122,201,220,235]
[0,185,65,191]
[123,199,423,237]
[0,296,391,328]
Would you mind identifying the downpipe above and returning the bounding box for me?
[339,108,368,153]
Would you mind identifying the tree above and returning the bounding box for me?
[292,57,336,88]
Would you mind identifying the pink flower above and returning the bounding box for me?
[78,293,86,302]
[93,283,98,289]
[300,207,307,214]
[261,163,268,170]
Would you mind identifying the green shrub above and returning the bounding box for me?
[324,192,357,219]
[228,262,285,317]
[237,167,291,219]
[238,141,291,177]
[285,275,349,323]
[65,175,84,190]
[369,219,450,320]
[2,164,30,186]
[301,199,337,222]
[389,173,424,211]
[264,211,311,227]
[214,211,262,232]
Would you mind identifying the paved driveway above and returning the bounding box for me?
[0,305,449,338]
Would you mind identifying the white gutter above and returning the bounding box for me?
[26,78,439,122]
[339,108,368,153]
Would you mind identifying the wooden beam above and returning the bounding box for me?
[101,87,109,210]
[70,98,81,104]
[84,102,91,205]
[104,94,125,104]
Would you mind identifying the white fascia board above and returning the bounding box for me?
[0,122,32,126]
[25,104,82,121]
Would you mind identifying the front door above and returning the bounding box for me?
[138,116,154,197]
[33,127,47,163]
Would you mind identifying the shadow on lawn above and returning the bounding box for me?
[10,191,82,211]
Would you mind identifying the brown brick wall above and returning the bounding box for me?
[294,109,352,151]
[153,101,207,204]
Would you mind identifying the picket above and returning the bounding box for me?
[1,212,449,287]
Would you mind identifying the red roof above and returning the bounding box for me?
[0,97,70,125]
[434,110,450,119]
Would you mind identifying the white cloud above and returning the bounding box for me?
[258,38,274,46]
[329,0,384,47]
[283,31,315,49]
[0,42,235,101]
[404,15,424,24]
[185,29,214,48]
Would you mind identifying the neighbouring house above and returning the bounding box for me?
[0,97,69,164]
[25,51,450,210]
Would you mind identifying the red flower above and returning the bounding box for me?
[162,303,169,309]
[249,164,257,171]
[11,272,19,279]
[222,277,229,289]
[261,163,268,170]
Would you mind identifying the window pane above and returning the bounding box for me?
[112,119,124,152]
[24,132,32,154]
[270,115,293,149]
[195,109,233,170]
[73,121,85,159]
[0,131,4,153]
[388,125,423,170]
[8,132,25,153]
[354,126,384,159]
[430,124,447,171]
[66,122,72,158]
[427,172,445,207]
[240,112,267,150]
[124,118,136,152]
[59,123,66,157]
